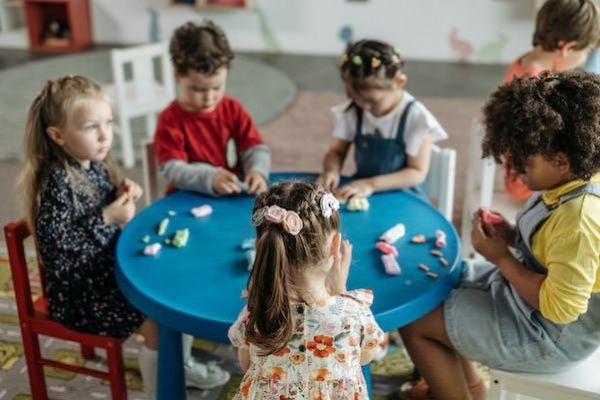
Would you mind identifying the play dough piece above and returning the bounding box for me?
[346,197,369,211]
[381,254,401,275]
[241,238,255,250]
[376,241,399,257]
[411,234,426,244]
[157,218,169,236]
[143,243,161,256]
[435,230,446,248]
[481,208,503,224]
[191,205,213,218]
[379,223,406,244]
[167,210,177,216]
[171,228,190,248]
[141,235,151,244]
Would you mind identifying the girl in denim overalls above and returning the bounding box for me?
[399,70,600,400]
[318,39,447,202]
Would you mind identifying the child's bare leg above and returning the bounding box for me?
[400,305,473,400]
[136,318,159,349]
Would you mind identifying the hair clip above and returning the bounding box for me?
[340,53,349,63]
[538,70,559,81]
[252,205,303,235]
[371,57,382,68]
[320,193,340,219]
[352,55,363,66]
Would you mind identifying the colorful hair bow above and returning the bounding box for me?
[251,205,304,235]
[352,55,363,66]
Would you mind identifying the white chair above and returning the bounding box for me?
[109,42,176,168]
[425,145,457,222]
[489,346,600,400]
[460,118,496,259]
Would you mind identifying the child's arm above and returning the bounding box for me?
[240,145,270,195]
[318,139,352,190]
[237,348,251,372]
[471,214,545,310]
[160,160,242,196]
[337,134,432,200]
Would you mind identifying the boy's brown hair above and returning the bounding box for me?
[169,20,234,75]
[534,0,600,51]
[482,70,600,180]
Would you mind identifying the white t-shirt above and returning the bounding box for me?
[330,92,448,157]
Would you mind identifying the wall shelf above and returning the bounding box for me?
[23,0,92,52]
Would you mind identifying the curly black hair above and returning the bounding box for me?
[340,39,404,89]
[169,20,234,75]
[482,70,600,180]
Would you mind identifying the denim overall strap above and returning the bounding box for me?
[353,100,416,178]
[514,183,600,273]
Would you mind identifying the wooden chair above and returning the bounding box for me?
[4,219,128,399]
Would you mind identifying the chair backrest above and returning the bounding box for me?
[143,140,160,205]
[425,145,456,221]
[4,220,38,322]
[110,42,175,112]
[460,118,496,258]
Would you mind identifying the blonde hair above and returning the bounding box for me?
[19,75,118,232]
[246,181,340,355]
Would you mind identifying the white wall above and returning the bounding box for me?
[92,0,537,64]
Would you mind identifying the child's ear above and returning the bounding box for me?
[554,152,570,171]
[329,232,341,257]
[393,72,407,89]
[46,126,65,146]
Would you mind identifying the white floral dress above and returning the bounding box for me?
[228,289,384,400]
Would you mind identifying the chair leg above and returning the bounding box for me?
[20,328,49,400]
[80,344,96,359]
[106,341,128,400]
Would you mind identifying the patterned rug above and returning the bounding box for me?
[0,251,488,399]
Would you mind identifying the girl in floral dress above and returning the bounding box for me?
[228,181,384,399]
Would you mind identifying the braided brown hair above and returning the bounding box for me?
[482,70,600,180]
[246,181,340,355]
[340,39,404,90]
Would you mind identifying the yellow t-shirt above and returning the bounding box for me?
[534,173,600,324]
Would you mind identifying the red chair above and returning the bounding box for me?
[4,219,128,400]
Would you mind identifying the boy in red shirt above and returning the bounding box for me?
[155,20,270,196]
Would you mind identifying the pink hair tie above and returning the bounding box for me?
[252,205,304,235]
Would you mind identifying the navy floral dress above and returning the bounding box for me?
[36,161,145,338]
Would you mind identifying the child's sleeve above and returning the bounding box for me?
[343,289,385,351]
[228,306,250,349]
[403,102,448,157]
[538,226,600,324]
[330,100,356,141]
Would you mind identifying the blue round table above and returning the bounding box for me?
[116,173,462,399]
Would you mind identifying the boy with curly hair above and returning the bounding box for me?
[400,70,600,399]
[155,20,270,196]
[503,0,600,201]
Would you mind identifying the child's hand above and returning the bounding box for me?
[244,171,268,195]
[471,214,513,264]
[117,178,143,203]
[335,179,374,201]
[103,192,136,225]
[476,209,516,245]
[212,170,242,195]
[317,171,341,190]
[327,235,353,295]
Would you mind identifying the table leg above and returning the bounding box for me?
[362,364,372,394]
[158,324,186,400]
